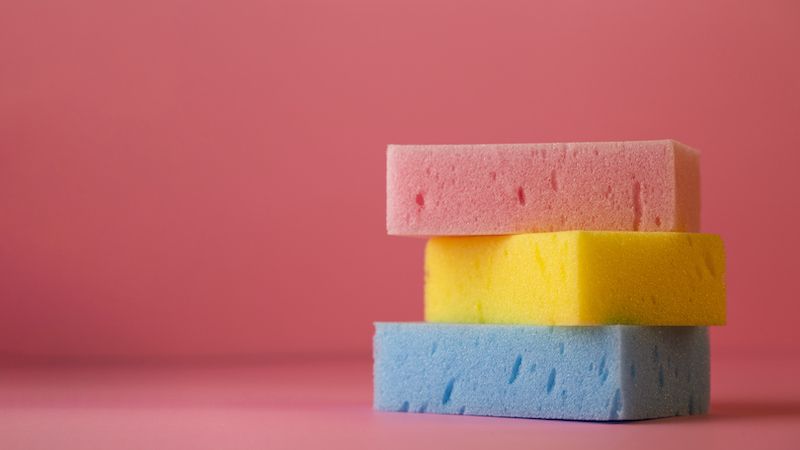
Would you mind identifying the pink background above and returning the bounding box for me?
[2,0,800,360]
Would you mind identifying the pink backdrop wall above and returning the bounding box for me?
[2,0,799,359]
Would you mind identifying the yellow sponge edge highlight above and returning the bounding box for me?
[424,231,726,325]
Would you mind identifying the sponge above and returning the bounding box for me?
[425,231,725,325]
[373,323,709,421]
[387,140,699,235]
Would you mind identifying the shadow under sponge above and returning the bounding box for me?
[373,323,709,421]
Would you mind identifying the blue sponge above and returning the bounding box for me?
[373,323,709,421]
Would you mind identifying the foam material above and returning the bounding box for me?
[387,140,699,236]
[373,323,709,421]
[425,231,725,325]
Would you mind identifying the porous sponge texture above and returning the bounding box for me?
[425,231,725,325]
[387,140,700,236]
[373,323,709,421]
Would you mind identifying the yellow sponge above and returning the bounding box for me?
[425,231,725,325]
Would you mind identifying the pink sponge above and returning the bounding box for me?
[387,140,699,235]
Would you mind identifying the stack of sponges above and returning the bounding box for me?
[374,140,726,421]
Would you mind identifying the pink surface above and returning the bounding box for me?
[387,140,699,235]
[2,355,799,449]
[2,0,800,359]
